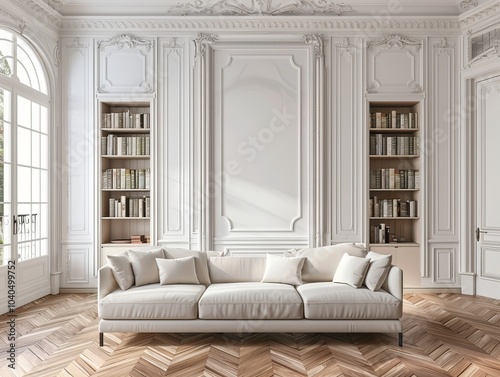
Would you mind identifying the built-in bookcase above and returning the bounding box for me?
[367,100,422,287]
[98,100,153,250]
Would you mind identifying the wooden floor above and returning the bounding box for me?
[1,293,500,376]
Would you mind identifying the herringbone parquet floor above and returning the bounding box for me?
[1,293,500,376]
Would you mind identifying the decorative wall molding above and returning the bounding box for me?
[162,37,184,51]
[433,37,455,54]
[336,38,356,54]
[459,2,500,28]
[168,0,354,16]
[60,18,461,33]
[366,81,377,94]
[410,82,424,94]
[468,44,500,66]
[367,34,422,49]
[459,0,478,10]
[0,8,27,33]
[66,37,89,51]
[97,33,152,51]
[53,39,61,67]
[12,0,62,30]
[304,33,324,58]
[194,33,218,59]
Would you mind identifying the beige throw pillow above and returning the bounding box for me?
[163,248,211,285]
[364,251,392,291]
[106,252,134,290]
[261,254,305,286]
[333,253,370,288]
[156,256,200,285]
[127,248,164,286]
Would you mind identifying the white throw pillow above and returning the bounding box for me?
[127,248,164,286]
[156,256,200,285]
[163,248,212,285]
[333,253,370,288]
[364,251,392,291]
[261,254,305,286]
[106,252,134,290]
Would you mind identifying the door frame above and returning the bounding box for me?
[460,57,500,296]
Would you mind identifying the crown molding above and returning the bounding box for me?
[168,0,354,16]
[459,1,500,29]
[60,17,461,34]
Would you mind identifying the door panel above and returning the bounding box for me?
[476,75,500,299]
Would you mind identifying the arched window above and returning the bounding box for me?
[0,27,50,268]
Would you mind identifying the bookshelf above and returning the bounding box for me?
[98,100,153,251]
[367,100,422,287]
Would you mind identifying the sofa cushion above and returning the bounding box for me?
[164,248,211,285]
[106,252,134,290]
[156,256,200,285]
[296,243,367,282]
[261,254,305,285]
[198,282,303,319]
[333,253,370,288]
[364,251,392,291]
[127,248,165,286]
[99,284,206,319]
[297,282,402,320]
[208,257,266,283]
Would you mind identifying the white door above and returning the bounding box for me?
[0,29,51,314]
[475,75,500,299]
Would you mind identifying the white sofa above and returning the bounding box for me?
[98,243,403,347]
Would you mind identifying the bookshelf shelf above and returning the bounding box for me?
[98,99,153,253]
[369,217,419,220]
[370,242,419,247]
[368,128,419,133]
[370,189,419,192]
[369,155,419,159]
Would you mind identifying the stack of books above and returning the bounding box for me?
[131,235,147,244]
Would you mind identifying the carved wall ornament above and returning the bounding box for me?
[140,81,154,93]
[97,83,109,94]
[336,38,356,54]
[168,0,354,16]
[304,33,324,58]
[367,35,422,50]
[366,81,377,94]
[434,38,454,53]
[194,33,218,59]
[53,40,61,67]
[97,34,152,51]
[66,37,89,51]
[410,83,424,94]
[459,0,478,10]
[162,37,184,50]
[468,44,500,66]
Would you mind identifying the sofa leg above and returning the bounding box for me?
[99,332,104,347]
[398,332,403,347]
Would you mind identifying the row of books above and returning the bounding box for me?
[102,168,150,190]
[370,169,419,190]
[108,196,150,218]
[102,112,151,129]
[131,235,150,244]
[370,224,395,244]
[101,135,150,156]
[370,111,418,129]
[369,197,417,217]
[370,134,419,156]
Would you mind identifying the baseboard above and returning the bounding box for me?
[58,288,97,294]
[403,287,462,294]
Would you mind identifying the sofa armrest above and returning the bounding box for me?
[381,265,403,301]
[98,265,119,302]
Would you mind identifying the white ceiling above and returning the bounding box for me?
[53,0,486,17]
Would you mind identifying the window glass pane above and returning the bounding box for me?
[31,131,40,168]
[17,96,31,129]
[40,169,48,203]
[0,203,11,246]
[17,127,31,166]
[40,134,48,169]
[16,62,31,89]
[32,102,40,132]
[17,46,38,91]
[31,168,40,203]
[40,203,48,238]
[0,245,10,265]
[17,39,47,94]
[17,166,31,203]
[40,105,47,134]
[31,203,40,239]
[40,238,48,256]
[2,162,10,202]
[0,39,13,77]
[1,87,11,122]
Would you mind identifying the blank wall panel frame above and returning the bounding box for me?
[207,39,314,253]
[431,244,457,284]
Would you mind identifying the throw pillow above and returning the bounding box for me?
[156,256,200,285]
[163,248,211,285]
[106,252,134,290]
[127,248,165,286]
[333,253,370,288]
[364,251,392,291]
[261,254,305,285]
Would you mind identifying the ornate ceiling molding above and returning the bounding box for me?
[459,0,478,10]
[168,0,354,16]
[0,8,27,34]
[12,0,62,30]
[460,2,500,28]
[61,18,460,33]
[97,34,152,51]
[367,34,422,49]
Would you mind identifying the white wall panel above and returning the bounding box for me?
[60,38,94,242]
[432,245,456,284]
[158,38,189,245]
[330,38,362,243]
[61,245,91,285]
[429,38,458,240]
[96,34,154,94]
[366,35,423,94]
[211,42,311,252]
